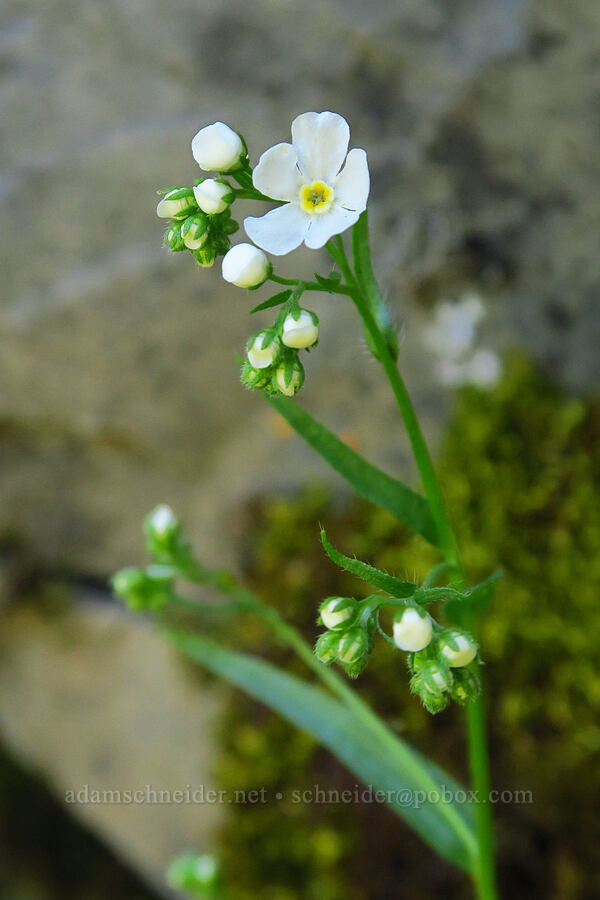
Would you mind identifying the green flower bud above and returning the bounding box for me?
[143,504,184,561]
[319,596,357,631]
[181,213,209,250]
[336,627,369,665]
[164,223,186,252]
[156,186,197,220]
[438,629,478,668]
[420,660,454,694]
[167,852,221,898]
[240,360,272,391]
[273,354,305,397]
[450,668,482,705]
[111,566,172,612]
[314,631,340,664]
[193,246,217,268]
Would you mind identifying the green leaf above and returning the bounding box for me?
[267,396,439,545]
[167,630,477,873]
[250,290,292,314]
[314,271,341,289]
[321,529,415,597]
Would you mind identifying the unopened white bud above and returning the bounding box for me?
[180,214,209,250]
[320,597,357,631]
[148,504,178,538]
[156,187,197,220]
[222,243,270,288]
[274,357,304,397]
[393,608,433,652]
[439,630,478,668]
[282,310,319,349]
[191,122,245,173]
[247,332,280,369]
[193,179,233,215]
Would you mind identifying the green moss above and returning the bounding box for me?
[215,356,600,899]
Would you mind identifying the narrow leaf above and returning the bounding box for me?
[167,630,477,872]
[250,290,292,314]
[267,396,439,545]
[321,529,415,597]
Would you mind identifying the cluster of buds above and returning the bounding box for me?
[241,306,319,397]
[158,182,239,268]
[314,597,374,678]
[392,605,479,713]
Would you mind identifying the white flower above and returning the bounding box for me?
[466,349,502,388]
[282,310,319,349]
[191,122,245,173]
[222,243,270,288]
[274,357,304,396]
[425,296,485,361]
[439,631,478,668]
[392,608,433,652]
[247,332,280,369]
[193,179,232,215]
[244,111,370,256]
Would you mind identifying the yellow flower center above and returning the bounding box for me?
[299,180,335,215]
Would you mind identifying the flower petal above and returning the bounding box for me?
[291,111,350,182]
[333,148,370,213]
[244,204,309,256]
[303,206,360,250]
[252,143,304,202]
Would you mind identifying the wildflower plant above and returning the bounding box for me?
[115,111,505,898]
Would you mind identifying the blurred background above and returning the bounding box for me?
[1,0,599,897]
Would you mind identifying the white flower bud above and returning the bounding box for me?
[156,187,197,220]
[193,179,233,215]
[147,504,178,538]
[247,332,280,369]
[180,214,209,250]
[336,627,368,664]
[393,607,433,652]
[439,630,478,668]
[191,122,245,173]
[319,597,357,631]
[274,356,304,396]
[281,310,319,349]
[222,243,270,288]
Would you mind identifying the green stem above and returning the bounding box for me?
[329,216,498,900]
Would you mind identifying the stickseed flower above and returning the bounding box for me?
[156,187,197,220]
[274,355,304,396]
[192,122,246,173]
[393,607,433,652]
[244,111,370,255]
[222,243,270,288]
[247,331,280,369]
[439,630,478,668]
[319,596,357,631]
[282,309,319,349]
[193,179,233,215]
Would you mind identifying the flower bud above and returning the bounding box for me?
[193,246,216,268]
[247,331,280,369]
[274,355,304,397]
[180,213,209,250]
[191,122,246,173]
[319,596,358,631]
[156,186,197,220]
[282,309,319,349]
[420,660,453,693]
[164,223,186,252]
[144,504,184,561]
[392,607,433,652]
[438,630,478,668]
[336,627,368,665]
[193,179,233,215]
[222,243,270,288]
[450,668,482,704]
[111,566,172,612]
[314,631,340,664]
[240,360,271,391]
